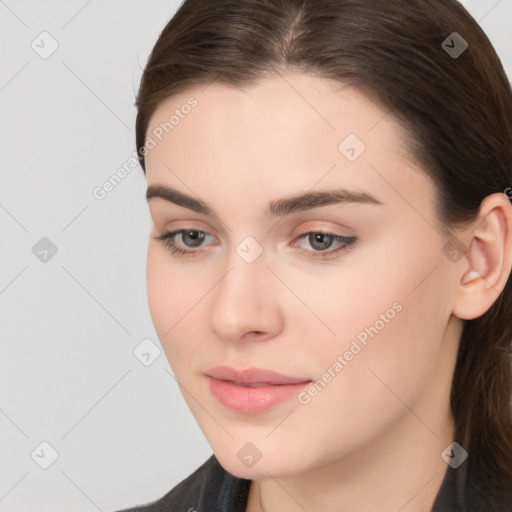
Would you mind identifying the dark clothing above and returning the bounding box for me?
[115,453,472,512]
[116,455,250,512]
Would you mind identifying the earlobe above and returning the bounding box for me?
[452,193,512,321]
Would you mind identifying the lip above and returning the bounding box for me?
[205,366,312,414]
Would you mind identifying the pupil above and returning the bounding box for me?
[311,233,332,250]
[185,230,204,247]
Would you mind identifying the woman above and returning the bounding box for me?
[117,0,512,510]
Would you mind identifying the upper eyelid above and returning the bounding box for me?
[163,225,351,236]
[154,216,355,234]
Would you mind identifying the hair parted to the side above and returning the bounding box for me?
[134,0,512,509]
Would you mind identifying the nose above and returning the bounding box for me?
[209,249,283,345]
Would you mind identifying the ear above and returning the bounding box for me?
[452,192,512,320]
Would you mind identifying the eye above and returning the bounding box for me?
[155,229,214,258]
[155,228,357,259]
[292,230,357,259]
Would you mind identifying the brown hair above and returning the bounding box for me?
[134,0,512,509]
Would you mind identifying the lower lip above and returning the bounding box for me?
[207,376,312,414]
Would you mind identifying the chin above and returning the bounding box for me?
[214,448,302,480]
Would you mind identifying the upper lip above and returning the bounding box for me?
[206,366,311,385]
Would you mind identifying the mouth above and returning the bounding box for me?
[205,365,313,414]
[205,365,311,385]
[223,382,276,387]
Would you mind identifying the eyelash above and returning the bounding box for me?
[155,229,357,260]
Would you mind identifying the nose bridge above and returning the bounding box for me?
[209,239,279,341]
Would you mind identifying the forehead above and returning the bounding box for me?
[145,72,408,161]
[143,72,433,220]
[148,72,400,146]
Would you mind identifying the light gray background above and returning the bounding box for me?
[1,1,511,511]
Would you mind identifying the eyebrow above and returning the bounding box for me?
[146,184,383,217]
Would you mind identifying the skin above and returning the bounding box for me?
[143,71,512,512]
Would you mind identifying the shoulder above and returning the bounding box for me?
[114,454,251,512]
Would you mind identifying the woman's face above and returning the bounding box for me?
[144,72,462,479]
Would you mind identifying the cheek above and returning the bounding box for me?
[288,234,449,402]
[146,245,205,360]
[271,242,406,348]
[146,245,170,332]
[303,296,446,461]
[289,224,446,354]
